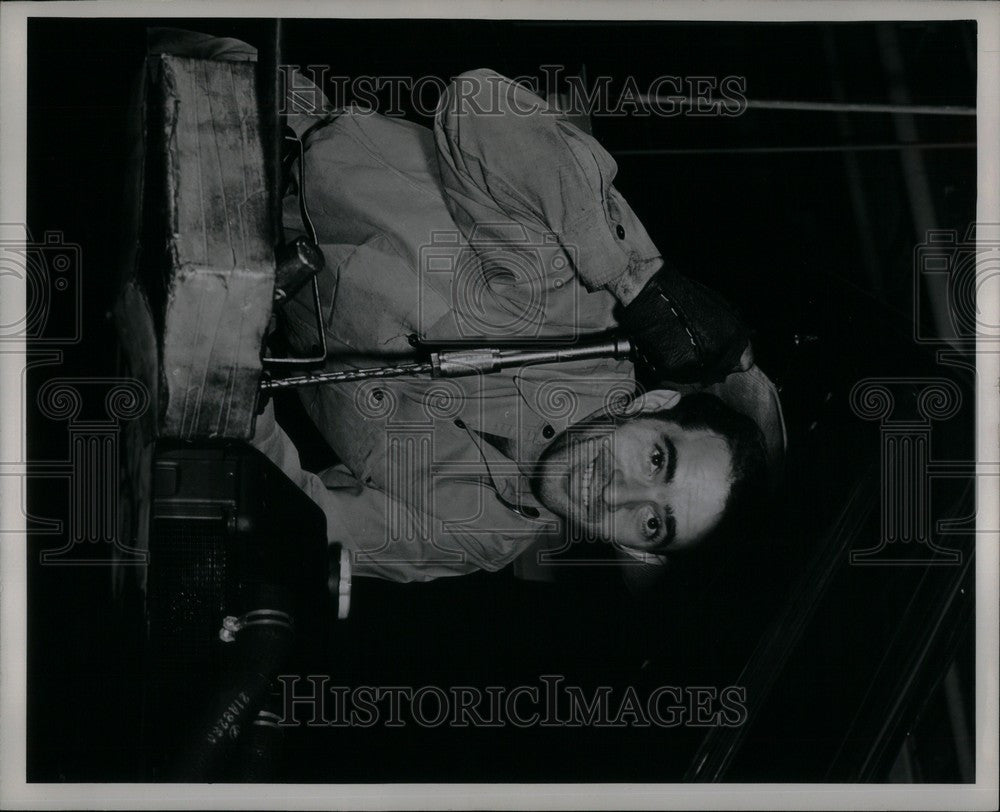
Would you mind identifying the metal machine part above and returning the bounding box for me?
[273,236,325,305]
[259,336,634,392]
[262,125,333,367]
[144,442,335,780]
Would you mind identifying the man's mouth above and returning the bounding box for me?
[575,437,608,521]
[581,455,596,511]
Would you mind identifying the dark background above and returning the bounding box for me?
[26,18,977,782]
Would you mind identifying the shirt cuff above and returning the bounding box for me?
[562,193,661,291]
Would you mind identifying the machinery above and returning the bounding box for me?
[85,22,974,784]
[114,35,665,781]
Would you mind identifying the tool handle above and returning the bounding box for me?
[430,337,633,378]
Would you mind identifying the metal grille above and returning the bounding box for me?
[146,518,231,673]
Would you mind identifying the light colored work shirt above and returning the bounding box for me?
[255,69,663,582]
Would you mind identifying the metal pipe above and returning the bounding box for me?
[612,142,974,157]
[877,23,961,353]
[823,26,884,293]
[943,661,974,782]
[636,96,976,116]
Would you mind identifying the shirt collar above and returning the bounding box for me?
[454,418,553,523]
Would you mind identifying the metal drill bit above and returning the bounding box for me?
[258,337,633,392]
[259,362,435,391]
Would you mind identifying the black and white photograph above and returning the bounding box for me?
[1,1,997,808]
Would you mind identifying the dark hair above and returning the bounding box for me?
[649,391,769,553]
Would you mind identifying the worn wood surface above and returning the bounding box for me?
[160,54,273,439]
[116,54,274,442]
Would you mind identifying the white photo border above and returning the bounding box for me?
[1,1,996,809]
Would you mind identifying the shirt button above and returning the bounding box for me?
[542,424,555,439]
[615,224,626,240]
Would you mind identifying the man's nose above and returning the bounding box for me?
[601,468,657,508]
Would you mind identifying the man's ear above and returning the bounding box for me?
[623,388,682,417]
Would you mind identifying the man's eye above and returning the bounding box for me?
[650,447,664,474]
[642,511,661,539]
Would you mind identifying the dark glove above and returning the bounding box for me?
[619,264,752,385]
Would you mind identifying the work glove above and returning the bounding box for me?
[619,264,753,385]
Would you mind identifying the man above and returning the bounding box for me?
[249,62,783,586]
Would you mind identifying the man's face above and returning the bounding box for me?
[532,413,733,554]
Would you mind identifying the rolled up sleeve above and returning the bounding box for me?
[434,69,661,291]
